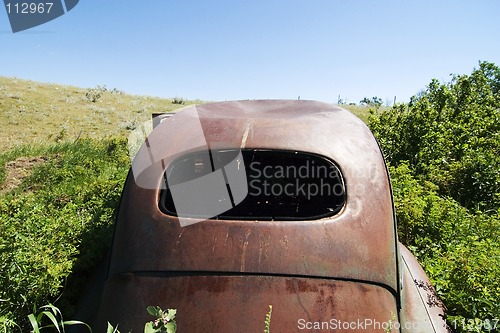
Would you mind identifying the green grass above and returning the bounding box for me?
[0,76,202,151]
[0,138,130,331]
[340,104,383,123]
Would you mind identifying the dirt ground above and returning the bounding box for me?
[0,156,47,194]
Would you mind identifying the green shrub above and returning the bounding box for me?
[85,85,108,103]
[390,163,499,329]
[0,138,129,332]
[368,59,500,332]
[359,96,383,108]
[171,97,186,105]
[369,61,500,212]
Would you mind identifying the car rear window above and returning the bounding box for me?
[160,149,346,220]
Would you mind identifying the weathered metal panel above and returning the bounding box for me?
[97,275,399,333]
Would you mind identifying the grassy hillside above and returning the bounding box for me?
[0,76,374,151]
[0,77,202,151]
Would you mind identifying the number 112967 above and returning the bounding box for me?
[5,2,54,14]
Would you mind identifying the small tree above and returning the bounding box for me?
[359,96,383,108]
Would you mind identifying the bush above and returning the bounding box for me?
[369,61,500,332]
[369,61,500,212]
[0,138,129,332]
[390,163,499,328]
[171,97,186,105]
[359,96,383,108]
[85,85,108,103]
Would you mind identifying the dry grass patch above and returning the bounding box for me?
[0,77,201,151]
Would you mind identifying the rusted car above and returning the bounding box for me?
[93,100,449,332]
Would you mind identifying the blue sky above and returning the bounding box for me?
[1,0,499,104]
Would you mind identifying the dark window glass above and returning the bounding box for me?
[160,149,346,220]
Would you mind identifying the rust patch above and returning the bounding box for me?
[205,276,230,294]
[285,278,319,293]
[185,276,230,296]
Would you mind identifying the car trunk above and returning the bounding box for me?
[96,274,399,332]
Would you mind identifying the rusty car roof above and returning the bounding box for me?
[109,100,399,293]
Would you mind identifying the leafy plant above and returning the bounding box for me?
[106,322,121,333]
[144,306,177,333]
[27,304,90,333]
[0,313,19,333]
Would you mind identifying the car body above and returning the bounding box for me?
[94,100,449,332]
